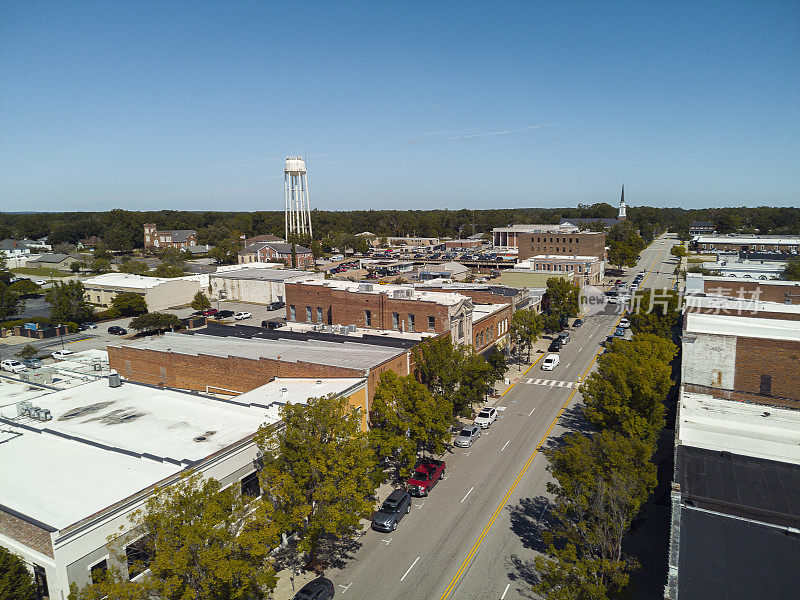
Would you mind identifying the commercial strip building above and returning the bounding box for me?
[687,220,714,236]
[690,234,800,253]
[699,257,784,279]
[684,295,800,322]
[283,280,475,345]
[444,238,484,249]
[471,303,512,354]
[417,261,470,281]
[386,236,439,247]
[685,273,800,304]
[500,269,573,289]
[209,267,322,304]
[515,254,604,286]
[142,224,197,250]
[108,331,413,411]
[664,388,800,600]
[414,282,541,313]
[82,273,203,311]
[238,242,314,269]
[681,312,800,402]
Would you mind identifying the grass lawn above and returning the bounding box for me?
[11,267,71,278]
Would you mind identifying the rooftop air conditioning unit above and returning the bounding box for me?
[108,373,121,388]
[16,401,32,417]
[358,283,373,292]
[29,406,41,418]
[37,409,52,422]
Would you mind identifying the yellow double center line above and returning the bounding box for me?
[439,239,670,599]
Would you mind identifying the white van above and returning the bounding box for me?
[541,354,560,371]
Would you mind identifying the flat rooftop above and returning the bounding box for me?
[276,321,435,342]
[83,272,173,289]
[678,390,800,465]
[684,295,800,317]
[210,267,318,281]
[693,234,800,244]
[686,274,800,288]
[112,331,406,370]
[297,280,470,307]
[526,254,600,261]
[0,378,278,530]
[492,224,578,233]
[471,303,509,323]
[684,312,800,342]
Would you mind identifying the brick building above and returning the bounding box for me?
[685,274,800,305]
[492,224,578,249]
[681,312,800,402]
[283,280,474,345]
[238,241,314,268]
[108,331,413,406]
[691,234,800,253]
[143,224,197,250]
[517,231,606,261]
[415,282,539,312]
[516,254,604,286]
[471,303,512,354]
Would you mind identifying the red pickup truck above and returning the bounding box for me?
[407,459,446,497]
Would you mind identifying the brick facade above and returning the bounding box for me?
[0,508,54,558]
[472,304,512,353]
[734,337,800,401]
[143,224,197,250]
[517,231,606,261]
[107,345,411,402]
[702,279,800,305]
[239,243,314,268]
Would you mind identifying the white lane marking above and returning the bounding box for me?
[415,502,424,510]
[534,378,543,384]
[401,556,420,581]
[461,487,474,503]
[557,381,565,387]
[565,362,570,368]
[501,583,511,599]
[579,346,583,351]
[549,380,557,387]
[528,407,536,416]
[463,451,471,456]
[339,583,352,592]
[501,440,510,452]
[526,378,533,384]
[497,406,506,411]
[382,538,392,545]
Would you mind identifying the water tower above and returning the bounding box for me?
[284,156,312,240]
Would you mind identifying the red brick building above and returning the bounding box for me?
[283,281,474,345]
[687,274,800,305]
[143,224,197,250]
[517,231,606,261]
[238,241,314,268]
[471,303,512,354]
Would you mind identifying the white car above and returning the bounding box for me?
[52,349,75,360]
[542,354,560,371]
[474,406,497,429]
[619,318,631,328]
[1,359,27,374]
[234,312,252,320]
[34,279,47,285]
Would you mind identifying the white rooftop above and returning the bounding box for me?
[693,235,800,245]
[111,332,406,370]
[492,224,578,233]
[684,312,800,342]
[301,280,470,307]
[277,321,434,341]
[687,274,800,288]
[210,267,318,281]
[684,295,800,317]
[678,389,800,465]
[527,254,600,262]
[83,272,172,289]
[471,303,510,323]
[0,379,277,529]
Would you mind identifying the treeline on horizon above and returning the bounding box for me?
[1,204,798,252]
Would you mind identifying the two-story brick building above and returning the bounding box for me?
[143,224,197,250]
[517,231,606,261]
[283,280,474,346]
[238,241,314,268]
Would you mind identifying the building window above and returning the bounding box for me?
[289,305,296,320]
[33,564,48,600]
[90,559,108,585]
[428,315,435,330]
[306,306,312,322]
[241,471,260,498]
[392,312,400,330]
[760,374,772,396]
[457,318,464,339]
[364,310,372,327]
[126,536,153,579]
[317,307,323,323]
[408,314,415,331]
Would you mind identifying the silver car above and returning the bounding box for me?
[454,424,481,447]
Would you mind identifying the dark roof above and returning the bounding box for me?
[264,242,312,254]
[677,507,800,600]
[690,221,714,228]
[677,445,800,527]
[164,230,195,243]
[246,234,284,244]
[559,217,619,228]
[30,253,71,263]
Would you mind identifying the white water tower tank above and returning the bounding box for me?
[284,157,307,175]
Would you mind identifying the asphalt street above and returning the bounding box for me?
[324,235,677,600]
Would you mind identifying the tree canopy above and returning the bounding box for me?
[0,546,35,600]
[191,291,212,311]
[110,292,148,317]
[782,256,800,281]
[46,280,93,324]
[129,312,181,333]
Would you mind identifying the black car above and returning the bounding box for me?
[291,577,334,600]
[573,318,583,328]
[108,326,127,335]
[558,330,571,345]
[266,301,285,311]
[216,310,235,318]
[548,338,562,352]
[261,319,285,329]
[371,489,412,532]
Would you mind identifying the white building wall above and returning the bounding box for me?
[681,332,737,389]
[143,279,204,311]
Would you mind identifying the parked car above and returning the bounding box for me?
[266,301,285,311]
[548,338,562,352]
[52,349,75,360]
[234,312,252,320]
[34,279,47,285]
[22,358,43,369]
[1,359,27,373]
[614,327,626,337]
[603,335,615,347]
[407,459,446,497]
[108,326,128,335]
[216,310,235,318]
[454,424,481,447]
[473,406,497,429]
[541,354,560,371]
[261,319,284,329]
[201,308,219,317]
[291,576,335,600]
[572,318,583,328]
[371,489,412,532]
[558,331,571,345]
[619,318,631,328]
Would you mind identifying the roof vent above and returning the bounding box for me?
[108,372,121,388]
[316,380,322,385]
[763,411,771,417]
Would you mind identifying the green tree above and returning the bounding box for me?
[191,291,212,311]
[153,262,185,278]
[70,260,83,273]
[782,256,800,281]
[412,336,463,403]
[256,393,378,569]
[47,281,93,324]
[111,292,148,317]
[534,542,612,600]
[544,277,579,332]
[0,282,23,320]
[669,244,687,259]
[90,258,112,274]
[69,472,278,600]
[0,546,36,600]
[369,372,451,477]
[510,308,542,361]
[628,289,680,338]
[453,351,493,416]
[486,345,507,383]
[118,260,150,275]
[15,344,39,360]
[129,312,181,333]
[606,241,638,272]
[92,241,111,259]
[8,279,40,296]
[580,334,676,445]
[209,237,242,265]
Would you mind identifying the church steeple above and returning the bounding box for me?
[618,184,627,220]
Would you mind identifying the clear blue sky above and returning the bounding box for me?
[1,1,798,212]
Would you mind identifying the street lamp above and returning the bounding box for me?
[58,323,65,349]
